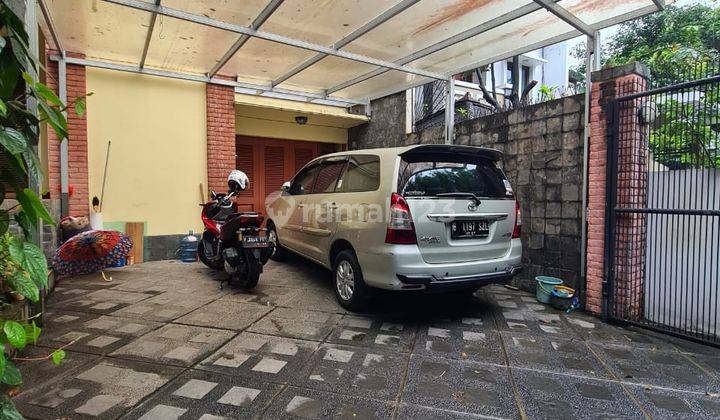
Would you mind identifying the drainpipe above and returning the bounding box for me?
[580,31,601,305]
[444,78,455,144]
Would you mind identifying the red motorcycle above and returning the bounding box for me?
[198,189,272,289]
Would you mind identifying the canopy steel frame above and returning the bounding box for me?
[532,0,594,37]
[326,1,560,95]
[48,55,368,107]
[271,0,420,88]
[102,0,446,81]
[38,0,63,55]
[208,0,284,78]
[139,0,161,68]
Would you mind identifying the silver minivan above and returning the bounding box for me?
[265,144,522,310]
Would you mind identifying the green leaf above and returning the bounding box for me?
[22,149,44,185]
[21,72,34,87]
[13,211,32,239]
[74,97,86,117]
[0,127,27,154]
[8,236,23,263]
[3,321,26,350]
[21,241,48,288]
[25,321,41,344]
[51,349,66,366]
[7,270,39,302]
[1,360,21,386]
[38,101,67,140]
[0,395,23,420]
[36,83,63,107]
[0,100,6,117]
[0,346,6,380]
[16,188,54,226]
[0,210,8,235]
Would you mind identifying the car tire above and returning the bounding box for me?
[267,224,288,262]
[332,249,369,311]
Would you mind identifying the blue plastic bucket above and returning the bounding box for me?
[536,276,563,304]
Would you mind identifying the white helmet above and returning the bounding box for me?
[228,169,249,192]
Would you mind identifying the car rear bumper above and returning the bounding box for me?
[356,239,522,291]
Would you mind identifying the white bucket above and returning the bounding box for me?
[89,212,104,230]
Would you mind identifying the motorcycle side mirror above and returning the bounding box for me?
[281,181,291,192]
[210,190,217,200]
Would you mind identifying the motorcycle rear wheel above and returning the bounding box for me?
[197,240,223,271]
[233,262,260,290]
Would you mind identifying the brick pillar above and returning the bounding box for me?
[206,82,236,194]
[45,50,89,216]
[586,62,649,316]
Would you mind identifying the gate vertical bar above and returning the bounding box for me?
[603,99,620,320]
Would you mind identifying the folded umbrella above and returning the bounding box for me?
[53,230,133,278]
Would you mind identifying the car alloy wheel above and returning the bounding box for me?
[336,260,355,301]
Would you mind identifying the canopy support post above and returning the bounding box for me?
[580,30,601,303]
[59,55,69,217]
[444,78,455,145]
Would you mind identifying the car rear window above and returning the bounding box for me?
[398,156,511,199]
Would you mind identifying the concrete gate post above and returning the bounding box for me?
[585,62,650,319]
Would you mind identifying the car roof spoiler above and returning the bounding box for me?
[400,144,503,162]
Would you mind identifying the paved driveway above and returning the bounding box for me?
[14,258,720,419]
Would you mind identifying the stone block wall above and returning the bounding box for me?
[456,96,585,290]
[350,93,586,291]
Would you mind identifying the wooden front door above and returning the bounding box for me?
[235,135,338,214]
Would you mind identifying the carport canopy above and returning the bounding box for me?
[39,0,667,108]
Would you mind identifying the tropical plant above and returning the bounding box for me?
[0,2,85,417]
[538,84,558,102]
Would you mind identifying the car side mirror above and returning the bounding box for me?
[281,181,291,192]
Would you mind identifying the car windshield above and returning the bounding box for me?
[398,157,511,199]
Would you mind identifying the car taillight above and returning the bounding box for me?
[512,200,522,239]
[385,193,417,244]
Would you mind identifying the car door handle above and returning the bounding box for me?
[297,203,304,208]
[327,202,338,210]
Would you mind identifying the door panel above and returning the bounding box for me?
[234,135,338,219]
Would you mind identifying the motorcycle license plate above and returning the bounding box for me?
[243,236,269,248]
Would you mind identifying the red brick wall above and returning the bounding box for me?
[585,64,649,315]
[206,82,236,194]
[45,50,89,216]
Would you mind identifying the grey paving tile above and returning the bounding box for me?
[174,299,272,330]
[501,331,610,379]
[15,347,100,397]
[49,288,154,315]
[122,368,282,419]
[626,384,720,419]
[247,307,341,341]
[591,342,720,393]
[15,358,181,419]
[565,313,674,350]
[281,288,347,313]
[36,309,162,355]
[291,343,408,401]
[512,368,645,419]
[395,403,494,419]
[221,284,301,306]
[413,319,505,365]
[111,324,235,366]
[111,291,219,322]
[400,355,520,419]
[198,332,319,383]
[326,314,418,352]
[263,386,395,419]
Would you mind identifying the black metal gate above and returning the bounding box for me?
[605,64,720,346]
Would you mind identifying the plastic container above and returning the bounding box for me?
[179,231,199,263]
[535,276,563,304]
[550,285,575,310]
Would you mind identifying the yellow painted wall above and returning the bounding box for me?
[235,105,349,144]
[86,68,207,236]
